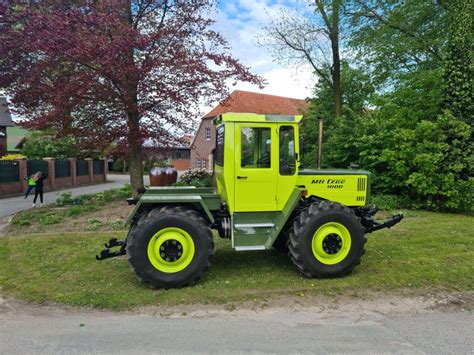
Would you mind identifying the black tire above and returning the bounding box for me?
[126,206,214,288]
[272,215,298,253]
[272,232,289,253]
[288,201,366,278]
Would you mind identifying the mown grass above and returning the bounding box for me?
[0,210,472,310]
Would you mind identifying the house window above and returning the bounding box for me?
[197,159,201,169]
[202,159,207,169]
[172,150,190,160]
[205,127,211,141]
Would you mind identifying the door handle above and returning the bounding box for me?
[237,176,248,179]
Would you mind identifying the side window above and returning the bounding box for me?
[215,124,224,166]
[241,127,271,168]
[279,126,295,175]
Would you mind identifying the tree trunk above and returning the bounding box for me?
[332,43,342,117]
[331,0,342,117]
[123,1,143,199]
[127,115,144,199]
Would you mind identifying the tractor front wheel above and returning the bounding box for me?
[288,201,365,278]
[127,206,214,288]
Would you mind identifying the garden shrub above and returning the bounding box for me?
[176,169,213,187]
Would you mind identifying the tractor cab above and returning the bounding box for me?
[213,113,301,214]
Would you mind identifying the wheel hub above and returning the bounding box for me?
[311,222,352,265]
[322,233,343,254]
[147,227,195,273]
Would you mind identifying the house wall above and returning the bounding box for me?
[142,147,191,171]
[190,117,215,170]
[0,127,7,157]
[171,159,191,171]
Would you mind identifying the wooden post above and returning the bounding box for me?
[317,119,324,170]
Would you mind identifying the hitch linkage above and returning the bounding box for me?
[357,207,404,234]
[96,237,127,260]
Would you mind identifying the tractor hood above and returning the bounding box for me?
[296,169,372,207]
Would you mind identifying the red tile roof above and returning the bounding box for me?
[204,90,308,118]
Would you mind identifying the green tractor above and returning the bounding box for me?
[97,113,403,288]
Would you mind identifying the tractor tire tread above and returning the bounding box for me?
[127,205,214,288]
[288,200,366,278]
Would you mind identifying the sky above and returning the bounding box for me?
[211,0,316,101]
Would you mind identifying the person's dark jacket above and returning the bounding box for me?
[35,175,45,189]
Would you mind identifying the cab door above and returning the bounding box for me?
[234,123,277,211]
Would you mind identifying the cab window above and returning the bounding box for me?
[279,126,295,175]
[241,127,271,168]
[215,124,224,166]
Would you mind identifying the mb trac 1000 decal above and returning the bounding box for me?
[311,178,346,189]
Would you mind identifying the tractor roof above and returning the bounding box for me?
[217,113,303,124]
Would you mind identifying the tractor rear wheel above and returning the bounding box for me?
[288,201,365,278]
[127,206,214,288]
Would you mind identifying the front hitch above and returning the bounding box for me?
[357,207,404,234]
[364,213,404,233]
[96,237,127,260]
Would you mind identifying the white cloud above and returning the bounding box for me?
[208,0,315,106]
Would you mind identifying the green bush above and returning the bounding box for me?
[177,169,213,187]
[21,131,79,159]
[371,194,411,210]
[110,158,128,173]
[65,206,83,217]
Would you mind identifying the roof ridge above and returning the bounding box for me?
[231,90,306,101]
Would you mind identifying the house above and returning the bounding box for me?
[7,126,29,153]
[190,90,308,170]
[142,134,193,171]
[0,97,14,156]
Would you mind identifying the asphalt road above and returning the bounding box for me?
[0,302,472,354]
[0,174,148,219]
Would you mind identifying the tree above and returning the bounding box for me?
[301,0,472,210]
[21,131,79,160]
[441,0,473,122]
[349,0,446,87]
[262,0,345,116]
[301,61,374,168]
[0,1,264,197]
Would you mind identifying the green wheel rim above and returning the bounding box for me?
[147,227,195,273]
[311,222,351,265]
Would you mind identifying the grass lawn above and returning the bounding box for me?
[0,210,472,310]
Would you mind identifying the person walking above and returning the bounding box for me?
[32,171,45,207]
[24,175,36,199]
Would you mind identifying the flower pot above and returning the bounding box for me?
[164,166,178,186]
[149,167,167,186]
